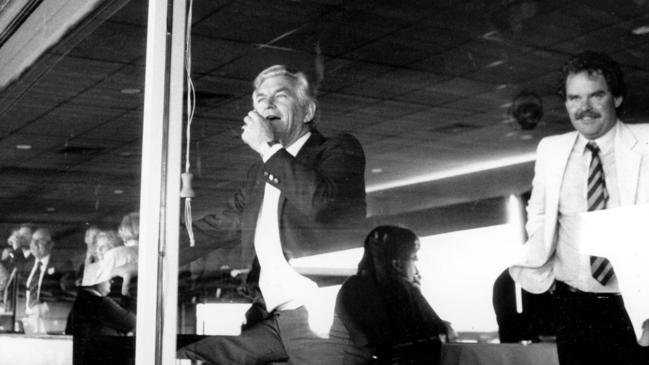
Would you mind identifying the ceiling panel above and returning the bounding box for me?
[190,36,250,75]
[345,36,436,67]
[21,104,126,137]
[1,0,649,231]
[67,21,146,63]
[191,1,314,45]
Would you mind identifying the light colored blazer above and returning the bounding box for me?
[510,121,649,293]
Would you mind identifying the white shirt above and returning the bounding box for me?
[26,255,50,304]
[254,132,318,312]
[555,124,620,292]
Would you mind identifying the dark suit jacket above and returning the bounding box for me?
[2,250,33,279]
[66,288,136,365]
[183,129,367,296]
[1,250,33,299]
[492,269,555,343]
[26,254,76,304]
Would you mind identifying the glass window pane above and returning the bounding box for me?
[177,2,648,362]
[0,1,146,364]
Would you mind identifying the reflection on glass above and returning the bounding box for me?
[0,1,145,364]
[0,0,645,363]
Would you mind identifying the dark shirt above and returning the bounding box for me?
[336,274,447,363]
[1,249,32,278]
[492,269,555,343]
[67,288,136,365]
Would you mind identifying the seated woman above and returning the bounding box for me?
[110,212,139,296]
[118,211,139,248]
[81,230,124,285]
[335,225,450,365]
[84,229,137,312]
[66,267,136,365]
[95,217,139,297]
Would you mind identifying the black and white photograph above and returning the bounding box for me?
[1,0,649,364]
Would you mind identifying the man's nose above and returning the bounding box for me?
[261,96,276,109]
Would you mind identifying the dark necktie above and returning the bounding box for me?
[27,261,42,307]
[586,142,615,285]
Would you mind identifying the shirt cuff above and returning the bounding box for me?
[260,143,283,162]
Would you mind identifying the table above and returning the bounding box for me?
[0,334,559,365]
[441,342,559,365]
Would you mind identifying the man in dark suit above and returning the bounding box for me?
[23,228,75,333]
[178,65,367,364]
[1,224,34,277]
[1,224,34,330]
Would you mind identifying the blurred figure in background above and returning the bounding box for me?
[67,266,135,365]
[82,230,124,286]
[0,260,7,296]
[23,228,75,334]
[335,225,451,365]
[83,226,101,265]
[95,230,125,262]
[74,225,100,286]
[118,211,139,247]
[103,212,139,297]
[492,268,555,343]
[1,224,34,331]
[1,224,34,276]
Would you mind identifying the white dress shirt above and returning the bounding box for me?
[26,255,50,306]
[254,132,318,312]
[555,125,620,292]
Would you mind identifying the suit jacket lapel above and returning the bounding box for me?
[274,131,324,235]
[294,129,324,163]
[615,122,641,205]
[276,130,324,204]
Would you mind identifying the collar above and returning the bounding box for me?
[22,249,31,258]
[285,131,311,157]
[577,121,617,156]
[83,287,103,297]
[37,255,50,268]
[124,239,138,247]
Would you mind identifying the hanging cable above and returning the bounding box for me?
[180,0,196,246]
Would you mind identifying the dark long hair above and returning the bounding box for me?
[354,225,446,363]
[357,225,419,284]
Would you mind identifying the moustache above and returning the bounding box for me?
[576,110,601,120]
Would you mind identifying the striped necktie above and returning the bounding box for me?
[27,261,42,307]
[586,142,615,286]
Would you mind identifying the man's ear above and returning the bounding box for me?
[391,259,402,274]
[303,102,316,124]
[614,96,623,109]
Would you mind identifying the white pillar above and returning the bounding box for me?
[136,0,185,363]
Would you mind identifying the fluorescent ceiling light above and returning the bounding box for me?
[631,25,649,35]
[366,152,537,193]
[485,60,505,68]
[120,88,141,94]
